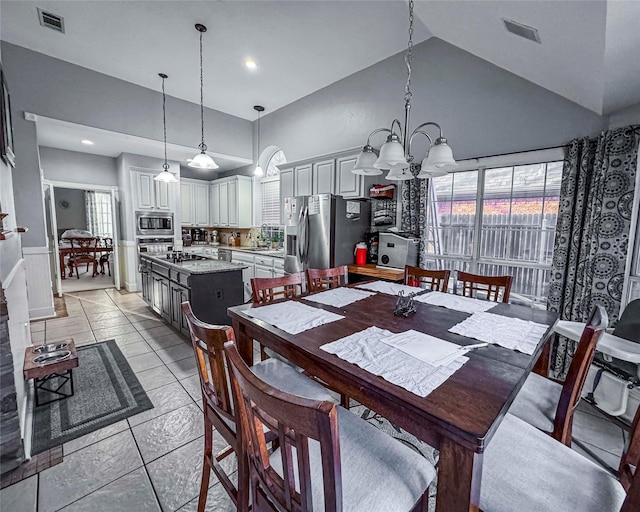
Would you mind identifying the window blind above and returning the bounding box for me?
[261,177,280,227]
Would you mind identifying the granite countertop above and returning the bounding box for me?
[141,253,247,274]
[184,244,285,259]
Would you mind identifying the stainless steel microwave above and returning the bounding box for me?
[135,211,174,236]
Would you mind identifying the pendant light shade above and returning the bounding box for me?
[385,166,414,181]
[352,145,382,175]
[154,73,178,183]
[189,23,218,170]
[253,105,265,177]
[420,137,458,172]
[416,161,449,179]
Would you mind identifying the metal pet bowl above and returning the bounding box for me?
[33,342,69,354]
[34,350,72,365]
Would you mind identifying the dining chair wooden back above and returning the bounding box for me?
[68,237,98,279]
[98,237,113,276]
[182,301,243,511]
[404,266,450,292]
[306,266,348,292]
[224,341,435,512]
[456,270,512,303]
[480,406,640,512]
[509,305,608,445]
[251,272,306,304]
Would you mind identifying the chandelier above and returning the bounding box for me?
[352,0,458,180]
[154,73,178,183]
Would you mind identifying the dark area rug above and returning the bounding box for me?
[31,340,153,455]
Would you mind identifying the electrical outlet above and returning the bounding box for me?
[214,289,223,300]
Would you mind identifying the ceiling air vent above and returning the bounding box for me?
[38,8,65,33]
[502,18,540,44]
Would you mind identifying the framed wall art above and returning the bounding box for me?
[0,64,16,168]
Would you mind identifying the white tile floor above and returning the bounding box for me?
[0,288,629,511]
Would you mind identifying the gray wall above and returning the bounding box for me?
[608,102,640,129]
[260,38,607,164]
[53,188,87,236]
[1,41,253,247]
[40,147,118,187]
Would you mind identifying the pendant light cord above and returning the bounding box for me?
[257,109,261,158]
[199,29,207,152]
[404,0,414,107]
[161,75,169,171]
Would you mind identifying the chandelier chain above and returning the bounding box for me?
[199,30,206,151]
[161,76,169,170]
[404,0,414,105]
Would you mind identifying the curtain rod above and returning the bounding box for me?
[465,145,565,162]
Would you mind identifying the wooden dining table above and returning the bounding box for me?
[58,241,113,279]
[227,287,558,512]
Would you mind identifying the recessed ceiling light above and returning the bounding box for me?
[81,139,94,145]
[244,59,258,70]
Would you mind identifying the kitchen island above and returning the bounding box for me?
[140,253,247,336]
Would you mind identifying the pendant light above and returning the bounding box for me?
[253,105,265,177]
[353,0,458,180]
[188,23,219,170]
[154,73,178,183]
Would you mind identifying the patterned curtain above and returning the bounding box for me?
[85,190,99,236]
[548,125,640,378]
[401,163,430,267]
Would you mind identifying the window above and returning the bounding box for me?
[425,159,563,306]
[260,150,286,227]
[85,191,113,238]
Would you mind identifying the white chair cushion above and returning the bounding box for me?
[480,413,626,512]
[263,346,304,372]
[508,373,560,432]
[251,358,334,401]
[269,407,435,512]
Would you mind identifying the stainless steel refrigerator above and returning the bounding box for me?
[283,194,371,274]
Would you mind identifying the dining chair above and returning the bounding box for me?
[98,237,113,276]
[455,270,512,303]
[182,302,335,512]
[479,407,640,512]
[306,266,349,292]
[67,237,99,279]
[404,265,450,292]
[224,341,436,512]
[251,272,306,303]
[252,272,306,362]
[508,305,608,445]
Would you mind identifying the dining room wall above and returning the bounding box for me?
[53,188,87,237]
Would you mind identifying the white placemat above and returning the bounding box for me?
[321,326,468,398]
[414,291,497,314]
[448,312,548,355]
[244,301,344,335]
[304,287,376,308]
[356,281,419,296]
[380,329,469,366]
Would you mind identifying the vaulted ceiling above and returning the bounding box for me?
[1,0,639,121]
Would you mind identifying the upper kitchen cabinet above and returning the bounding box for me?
[313,159,335,195]
[134,170,172,210]
[180,178,210,226]
[279,167,294,222]
[210,175,252,228]
[293,164,313,197]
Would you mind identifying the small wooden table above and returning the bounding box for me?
[347,263,404,282]
[24,339,78,406]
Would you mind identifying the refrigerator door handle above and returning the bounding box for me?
[297,206,306,264]
[303,206,310,264]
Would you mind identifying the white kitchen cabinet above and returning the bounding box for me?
[210,183,220,226]
[209,176,252,228]
[233,251,255,302]
[193,183,210,226]
[181,179,210,226]
[180,182,194,225]
[335,155,361,198]
[134,171,172,210]
[313,159,335,195]
[254,265,273,279]
[219,181,229,226]
[294,164,313,197]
